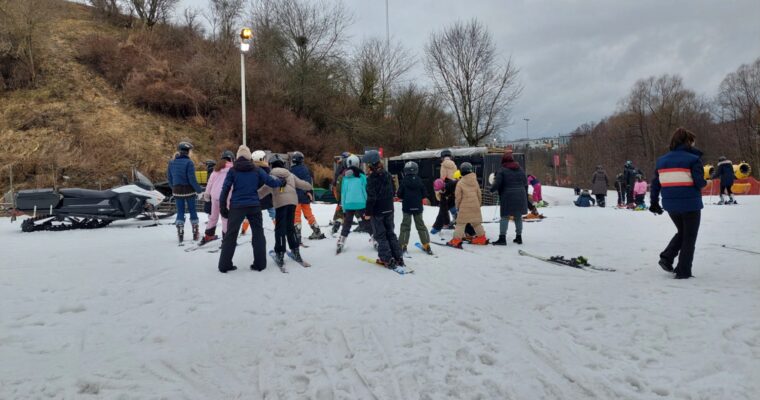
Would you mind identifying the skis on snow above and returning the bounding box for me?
[518,250,616,272]
[183,236,219,252]
[356,256,414,275]
[268,250,288,273]
[286,251,312,267]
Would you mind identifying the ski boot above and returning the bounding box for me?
[295,223,303,245]
[470,235,489,245]
[290,248,304,263]
[192,224,200,241]
[381,258,398,270]
[492,235,507,246]
[513,234,523,245]
[176,224,184,244]
[729,195,737,205]
[421,243,434,255]
[274,252,285,268]
[395,257,406,267]
[430,227,441,235]
[331,219,342,235]
[447,237,463,248]
[309,224,326,240]
[336,235,346,254]
[199,229,218,245]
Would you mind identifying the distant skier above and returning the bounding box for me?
[447,162,488,248]
[364,150,405,269]
[574,190,596,207]
[633,175,648,210]
[167,141,203,243]
[649,127,707,279]
[440,149,459,223]
[527,174,544,206]
[713,156,736,204]
[590,165,608,207]
[489,151,528,245]
[336,154,367,253]
[203,160,216,214]
[258,154,313,268]
[614,173,625,207]
[290,151,326,243]
[201,150,234,243]
[218,146,284,273]
[397,161,433,254]
[623,160,637,207]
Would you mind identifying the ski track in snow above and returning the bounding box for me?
[1,187,759,399]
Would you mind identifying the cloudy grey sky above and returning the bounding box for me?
[180,0,760,140]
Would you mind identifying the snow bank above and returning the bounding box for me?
[1,186,758,399]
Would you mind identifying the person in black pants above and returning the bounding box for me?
[364,150,405,270]
[649,127,707,279]
[218,146,284,273]
[623,161,637,206]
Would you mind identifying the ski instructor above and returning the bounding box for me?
[649,127,706,279]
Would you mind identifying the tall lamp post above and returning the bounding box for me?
[523,117,530,140]
[239,28,253,146]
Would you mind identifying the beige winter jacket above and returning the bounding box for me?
[440,158,457,180]
[455,173,482,224]
[258,167,312,208]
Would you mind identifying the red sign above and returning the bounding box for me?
[378,147,384,157]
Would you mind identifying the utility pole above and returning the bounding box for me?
[523,118,530,140]
[385,0,390,47]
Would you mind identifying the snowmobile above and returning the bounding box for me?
[12,171,169,232]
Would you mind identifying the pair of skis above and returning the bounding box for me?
[268,250,312,273]
[518,250,616,272]
[356,256,414,275]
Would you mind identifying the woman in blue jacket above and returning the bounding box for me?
[649,127,707,279]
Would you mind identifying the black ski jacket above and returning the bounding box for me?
[397,174,425,214]
[366,168,395,216]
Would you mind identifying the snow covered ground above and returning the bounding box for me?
[1,186,758,399]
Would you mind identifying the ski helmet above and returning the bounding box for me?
[178,141,193,153]
[292,151,305,165]
[363,150,381,166]
[403,161,419,175]
[252,150,267,162]
[433,178,445,191]
[221,150,235,161]
[269,154,285,169]
[346,154,361,168]
[453,170,462,180]
[460,162,473,175]
[625,160,632,167]
[440,149,452,159]
[718,156,727,162]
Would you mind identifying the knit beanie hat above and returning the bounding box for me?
[237,145,252,160]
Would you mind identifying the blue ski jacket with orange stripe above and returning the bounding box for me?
[650,145,706,213]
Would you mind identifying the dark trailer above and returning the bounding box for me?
[387,147,525,206]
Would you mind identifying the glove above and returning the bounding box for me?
[488,172,495,186]
[197,192,204,200]
[649,202,664,215]
[202,192,211,202]
[220,206,229,219]
[344,170,354,177]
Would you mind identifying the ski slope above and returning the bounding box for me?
[1,186,758,399]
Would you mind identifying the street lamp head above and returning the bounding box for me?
[240,28,253,40]
[240,42,250,52]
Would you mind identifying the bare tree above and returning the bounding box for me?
[127,0,178,27]
[622,74,711,168]
[249,0,352,116]
[425,19,522,146]
[352,37,414,117]
[182,7,204,36]
[204,0,244,45]
[717,57,760,176]
[390,84,456,152]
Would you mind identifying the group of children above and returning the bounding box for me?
[169,143,534,273]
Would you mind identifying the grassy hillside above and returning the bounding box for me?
[0,0,216,193]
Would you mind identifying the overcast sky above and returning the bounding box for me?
[180,0,760,140]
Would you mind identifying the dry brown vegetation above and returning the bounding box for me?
[0,1,216,193]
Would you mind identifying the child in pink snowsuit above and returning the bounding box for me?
[527,175,542,203]
[202,151,234,242]
[633,175,648,208]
